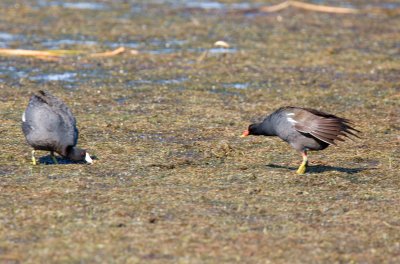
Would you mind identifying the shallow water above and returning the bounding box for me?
[29,72,77,82]
[37,1,108,10]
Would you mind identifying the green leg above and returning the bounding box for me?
[31,150,37,165]
[296,150,308,174]
[51,152,58,164]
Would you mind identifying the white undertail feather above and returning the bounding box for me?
[85,153,93,164]
[22,112,26,122]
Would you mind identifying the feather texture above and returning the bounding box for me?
[246,106,360,152]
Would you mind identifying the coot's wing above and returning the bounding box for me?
[22,93,52,138]
[285,108,359,145]
[35,90,79,148]
[22,93,63,151]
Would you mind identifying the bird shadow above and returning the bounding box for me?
[38,155,98,165]
[266,163,373,175]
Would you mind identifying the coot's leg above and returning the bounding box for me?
[296,150,308,174]
[50,151,58,164]
[31,150,37,165]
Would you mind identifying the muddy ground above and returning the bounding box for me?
[0,0,399,263]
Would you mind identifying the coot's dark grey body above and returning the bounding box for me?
[242,106,359,174]
[22,90,92,164]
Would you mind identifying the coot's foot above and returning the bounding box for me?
[51,152,58,164]
[31,150,37,165]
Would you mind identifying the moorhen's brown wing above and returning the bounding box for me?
[287,107,359,145]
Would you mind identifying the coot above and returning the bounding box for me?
[22,90,93,165]
[242,106,359,174]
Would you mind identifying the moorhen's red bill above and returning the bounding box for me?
[241,106,360,174]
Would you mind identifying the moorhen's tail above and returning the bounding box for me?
[287,107,361,145]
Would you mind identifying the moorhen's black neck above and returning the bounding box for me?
[249,118,276,136]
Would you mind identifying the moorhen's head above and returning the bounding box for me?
[66,146,93,164]
[241,124,259,137]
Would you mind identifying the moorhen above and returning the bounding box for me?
[22,90,93,165]
[241,106,360,174]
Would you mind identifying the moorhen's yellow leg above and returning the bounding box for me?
[50,151,58,164]
[296,151,308,174]
[31,150,37,165]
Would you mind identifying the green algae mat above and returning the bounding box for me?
[0,0,399,263]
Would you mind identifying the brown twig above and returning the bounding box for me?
[0,46,131,60]
[259,1,359,14]
[89,47,126,57]
[0,48,59,57]
[259,1,290,12]
[0,48,62,60]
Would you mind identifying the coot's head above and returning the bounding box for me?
[241,124,258,137]
[66,146,93,164]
